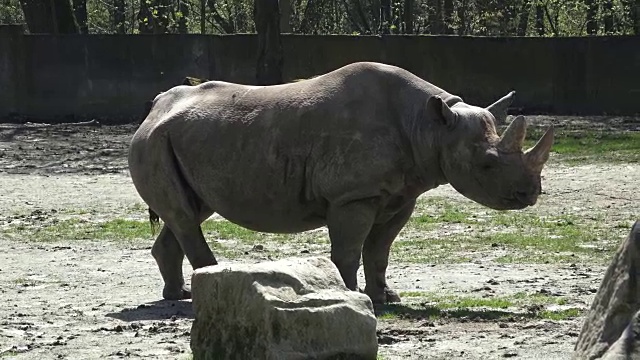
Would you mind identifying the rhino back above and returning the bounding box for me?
[145,62,453,232]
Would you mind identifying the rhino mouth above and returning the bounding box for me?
[513,191,538,207]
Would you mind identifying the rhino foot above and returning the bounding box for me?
[163,285,192,300]
[383,288,402,304]
[363,287,402,305]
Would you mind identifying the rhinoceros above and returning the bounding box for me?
[128,61,554,304]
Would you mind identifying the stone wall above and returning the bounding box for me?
[1,25,638,122]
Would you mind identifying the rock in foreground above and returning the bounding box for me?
[574,220,640,359]
[190,256,378,360]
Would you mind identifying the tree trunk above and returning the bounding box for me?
[19,0,78,34]
[299,0,322,33]
[380,0,392,34]
[392,0,401,33]
[138,0,170,34]
[371,0,380,33]
[500,0,517,35]
[535,3,545,35]
[209,0,235,33]
[634,0,640,34]
[603,0,614,33]
[53,0,78,33]
[113,0,126,34]
[138,0,153,33]
[516,0,531,36]
[403,0,413,33]
[72,0,87,33]
[443,0,453,34]
[177,0,189,33]
[620,0,639,34]
[428,0,443,34]
[254,0,283,85]
[280,0,292,33]
[153,0,170,34]
[457,0,467,35]
[585,0,598,34]
[200,0,206,33]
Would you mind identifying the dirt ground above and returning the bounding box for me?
[0,118,638,360]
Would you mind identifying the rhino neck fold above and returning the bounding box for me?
[407,118,448,192]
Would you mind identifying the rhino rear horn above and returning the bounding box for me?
[487,91,516,125]
[498,115,527,152]
[524,125,555,173]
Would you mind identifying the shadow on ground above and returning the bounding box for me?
[106,299,194,322]
[375,303,539,322]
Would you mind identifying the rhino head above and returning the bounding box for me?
[428,92,554,210]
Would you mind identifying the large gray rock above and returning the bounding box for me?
[574,220,640,360]
[190,256,378,360]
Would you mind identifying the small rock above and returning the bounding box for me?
[503,351,518,357]
[487,279,500,285]
[499,323,509,328]
[377,334,398,345]
[252,244,265,251]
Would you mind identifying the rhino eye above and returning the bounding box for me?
[486,149,499,161]
[482,150,500,169]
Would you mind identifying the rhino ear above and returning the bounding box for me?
[426,95,457,129]
[486,91,516,125]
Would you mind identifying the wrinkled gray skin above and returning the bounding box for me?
[129,62,554,304]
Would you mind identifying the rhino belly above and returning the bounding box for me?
[208,197,327,234]
[188,171,327,234]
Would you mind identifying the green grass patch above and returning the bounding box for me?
[0,350,20,359]
[412,202,474,227]
[0,216,329,261]
[2,218,269,244]
[539,308,582,320]
[393,197,626,265]
[1,192,632,266]
[202,220,260,242]
[524,129,640,163]
[378,291,582,321]
[398,291,567,308]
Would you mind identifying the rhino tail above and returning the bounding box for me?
[149,207,161,236]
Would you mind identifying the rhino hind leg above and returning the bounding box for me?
[152,224,191,300]
[362,200,416,304]
[130,135,218,300]
[327,201,378,291]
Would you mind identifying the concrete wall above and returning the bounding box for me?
[1,26,639,122]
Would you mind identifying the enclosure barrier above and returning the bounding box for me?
[0,24,638,123]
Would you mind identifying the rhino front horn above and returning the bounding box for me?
[498,115,527,152]
[524,125,555,173]
[487,91,515,125]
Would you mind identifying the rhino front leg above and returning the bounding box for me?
[152,225,191,300]
[327,200,378,290]
[363,200,416,304]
